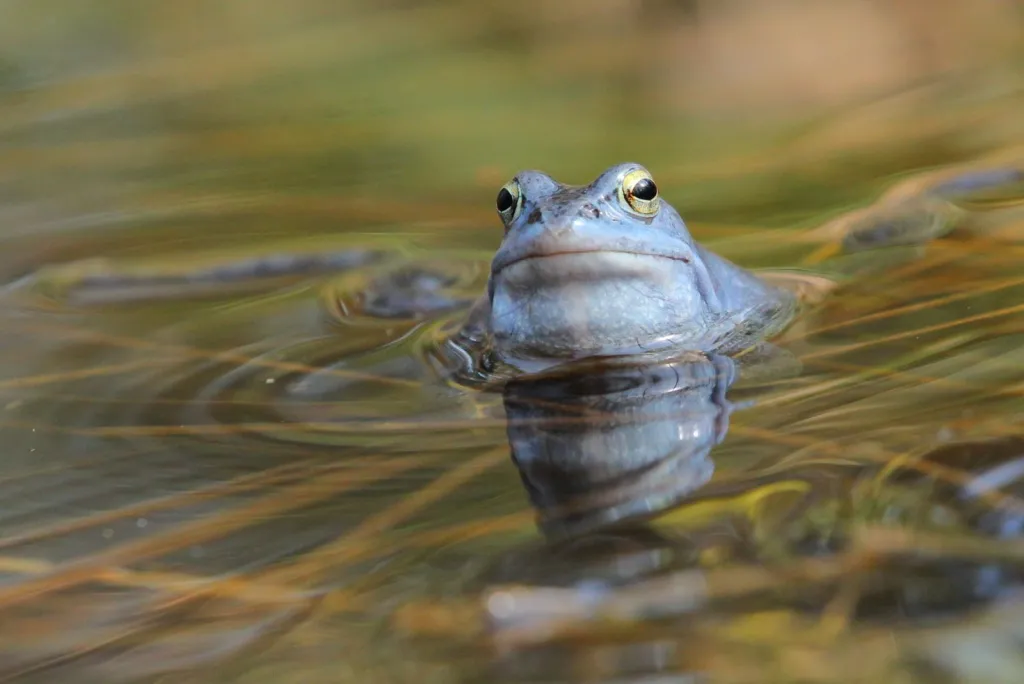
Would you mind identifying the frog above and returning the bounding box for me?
[8,160,1023,373]
[474,163,799,365]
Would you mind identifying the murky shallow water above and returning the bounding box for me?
[4,3,1024,683]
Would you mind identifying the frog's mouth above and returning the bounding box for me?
[493,249,692,279]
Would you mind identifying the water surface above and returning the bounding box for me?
[3,3,1024,683]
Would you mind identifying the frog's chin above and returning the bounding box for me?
[488,251,712,360]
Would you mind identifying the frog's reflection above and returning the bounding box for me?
[502,351,736,541]
[486,352,737,681]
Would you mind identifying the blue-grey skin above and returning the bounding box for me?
[481,162,796,363]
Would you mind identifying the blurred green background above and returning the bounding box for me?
[1,0,1022,263]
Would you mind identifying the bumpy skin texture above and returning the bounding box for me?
[484,162,797,363]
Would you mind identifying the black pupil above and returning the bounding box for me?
[631,178,657,201]
[496,187,515,213]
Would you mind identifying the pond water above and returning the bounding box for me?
[3,2,1024,683]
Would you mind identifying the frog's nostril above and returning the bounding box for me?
[580,203,601,219]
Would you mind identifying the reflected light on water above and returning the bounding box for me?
[0,2,1023,683]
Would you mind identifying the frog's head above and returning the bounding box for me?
[487,162,714,361]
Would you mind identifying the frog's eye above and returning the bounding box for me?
[496,179,524,225]
[619,168,660,216]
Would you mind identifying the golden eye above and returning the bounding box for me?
[496,179,523,224]
[619,168,660,216]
